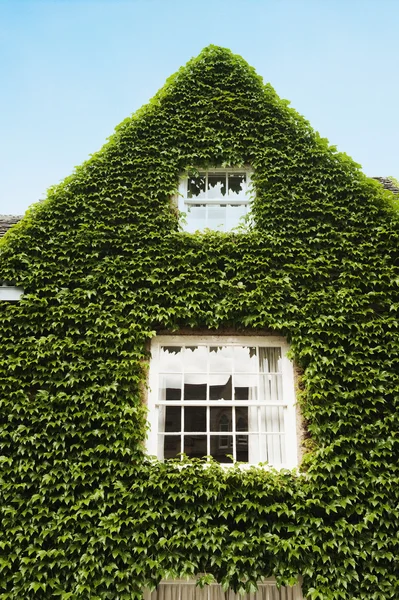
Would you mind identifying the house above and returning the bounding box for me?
[1,46,398,600]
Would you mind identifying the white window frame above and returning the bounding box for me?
[145,578,303,600]
[147,335,298,469]
[178,168,252,232]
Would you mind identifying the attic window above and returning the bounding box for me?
[178,169,252,232]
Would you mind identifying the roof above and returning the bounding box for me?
[372,176,399,194]
[0,178,398,239]
[0,215,22,239]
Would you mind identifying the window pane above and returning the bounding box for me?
[210,436,233,462]
[210,407,232,432]
[184,374,207,401]
[207,205,226,230]
[259,347,282,373]
[236,435,248,462]
[233,346,257,373]
[259,373,283,403]
[261,405,285,433]
[184,406,206,432]
[162,435,181,459]
[187,174,206,198]
[209,345,233,372]
[225,203,247,230]
[247,433,261,464]
[228,172,246,198]
[263,432,285,466]
[159,374,182,401]
[184,346,207,372]
[236,407,248,431]
[159,346,183,372]
[185,205,207,233]
[164,407,181,432]
[184,435,207,458]
[234,374,257,400]
[207,172,226,198]
[209,373,232,400]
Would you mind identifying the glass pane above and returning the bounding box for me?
[207,205,226,231]
[260,405,285,433]
[234,346,257,373]
[159,374,182,401]
[247,433,260,464]
[184,406,206,432]
[228,172,246,198]
[263,432,285,466]
[235,435,248,462]
[259,347,282,373]
[159,346,183,372]
[234,374,257,400]
[187,174,206,198]
[210,436,233,462]
[259,373,283,403]
[225,203,247,230]
[210,407,232,432]
[207,172,226,198]
[209,345,233,372]
[162,435,181,459]
[184,435,207,458]
[164,406,181,432]
[184,373,207,401]
[186,205,206,233]
[184,346,207,372]
[247,406,258,433]
[209,373,232,400]
[236,407,248,431]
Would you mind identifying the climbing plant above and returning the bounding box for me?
[0,46,398,599]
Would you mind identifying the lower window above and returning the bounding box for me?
[147,336,297,468]
[146,579,303,600]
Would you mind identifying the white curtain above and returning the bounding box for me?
[255,348,284,466]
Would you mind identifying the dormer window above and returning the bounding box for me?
[178,169,252,232]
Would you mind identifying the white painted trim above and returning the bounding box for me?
[0,286,24,301]
[147,335,298,468]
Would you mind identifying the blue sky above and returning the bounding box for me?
[1,0,398,215]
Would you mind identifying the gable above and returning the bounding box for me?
[1,46,399,599]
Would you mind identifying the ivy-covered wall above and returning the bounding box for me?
[1,46,398,600]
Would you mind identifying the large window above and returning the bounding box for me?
[178,169,252,232]
[146,579,303,600]
[147,336,297,468]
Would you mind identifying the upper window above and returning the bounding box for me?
[178,169,252,232]
[147,336,298,468]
